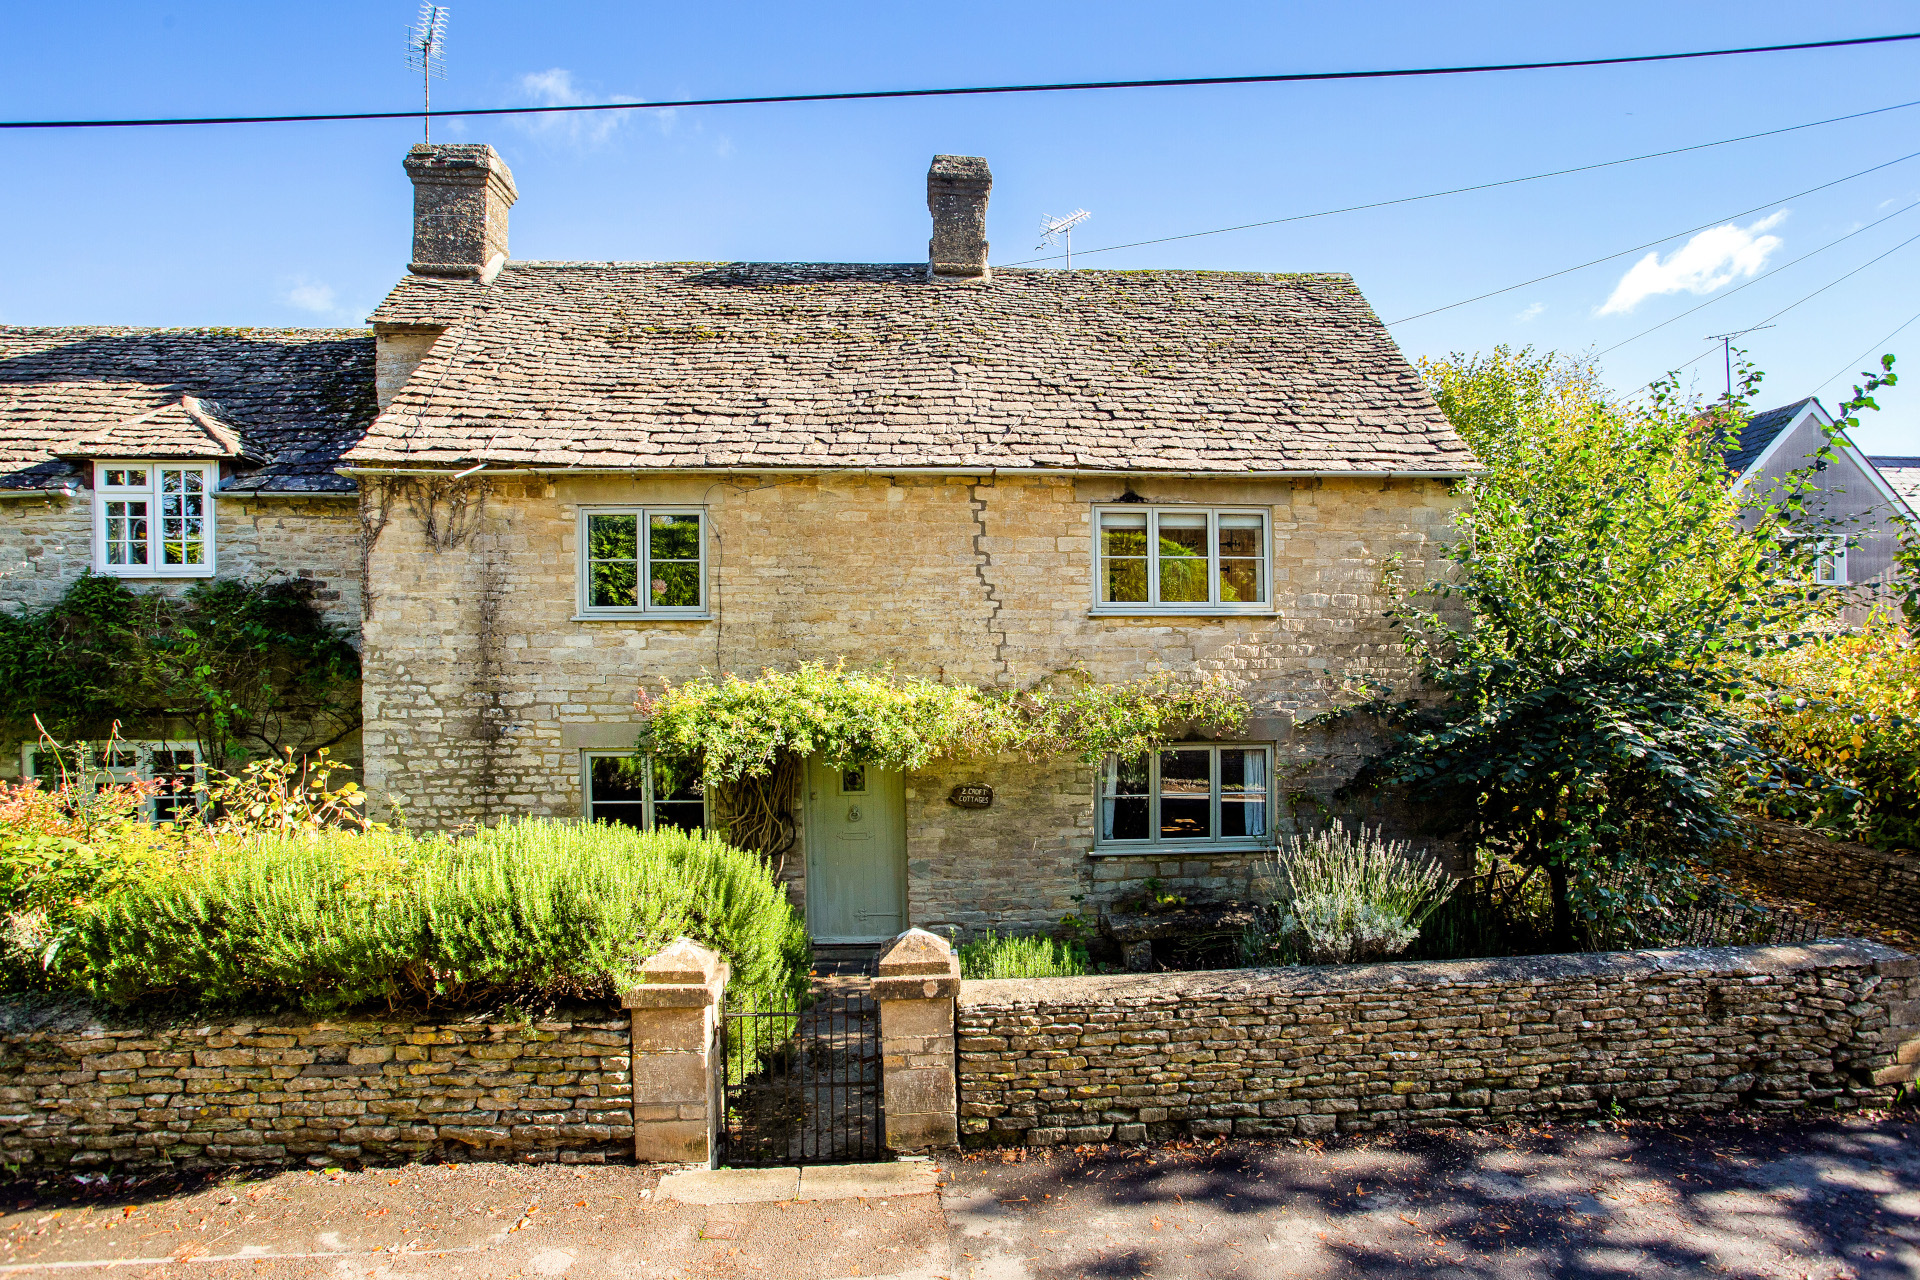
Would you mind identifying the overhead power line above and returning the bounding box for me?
[1594,196,1920,357]
[1810,309,1920,398]
[1000,95,1920,268]
[2,31,1917,130]
[1384,146,1920,326]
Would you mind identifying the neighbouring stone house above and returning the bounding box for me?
[0,142,1472,942]
[341,144,1471,942]
[1729,397,1916,591]
[0,327,373,803]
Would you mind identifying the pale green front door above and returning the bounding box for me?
[804,758,907,943]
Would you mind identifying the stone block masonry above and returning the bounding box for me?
[0,1005,632,1171]
[1734,818,1920,939]
[956,942,1920,1148]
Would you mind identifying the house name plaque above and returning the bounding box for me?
[948,784,994,810]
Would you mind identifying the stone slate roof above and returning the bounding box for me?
[1871,455,1920,512]
[56,396,255,462]
[1727,397,1818,475]
[0,328,375,494]
[348,262,1470,474]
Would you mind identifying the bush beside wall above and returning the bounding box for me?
[0,1003,631,1170]
[956,942,1920,1148]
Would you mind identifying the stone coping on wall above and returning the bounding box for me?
[958,940,1914,1008]
[956,941,1920,1148]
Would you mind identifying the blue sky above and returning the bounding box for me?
[4,1,1920,453]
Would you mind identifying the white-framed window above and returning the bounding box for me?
[581,751,708,832]
[1097,744,1272,850]
[1813,538,1849,585]
[22,740,204,823]
[577,507,707,617]
[1092,505,1270,613]
[92,462,216,577]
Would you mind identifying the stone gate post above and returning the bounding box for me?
[873,928,961,1150]
[624,938,728,1166]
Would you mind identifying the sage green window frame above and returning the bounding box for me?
[1093,743,1273,853]
[1090,504,1271,615]
[579,750,709,831]
[576,506,708,618]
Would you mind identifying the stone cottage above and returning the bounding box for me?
[0,142,1471,940]
[0,327,373,804]
[341,144,1472,942]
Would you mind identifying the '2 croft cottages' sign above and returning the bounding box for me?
[949,784,994,810]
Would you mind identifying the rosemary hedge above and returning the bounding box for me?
[62,818,809,1016]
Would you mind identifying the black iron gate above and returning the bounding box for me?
[719,990,884,1166]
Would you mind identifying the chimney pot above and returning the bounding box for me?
[927,155,991,280]
[404,143,518,278]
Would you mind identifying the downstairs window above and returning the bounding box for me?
[1098,744,1271,849]
[582,752,707,832]
[22,740,203,823]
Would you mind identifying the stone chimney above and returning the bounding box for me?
[404,143,518,278]
[927,155,991,280]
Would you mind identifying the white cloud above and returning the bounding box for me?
[283,279,337,314]
[1516,301,1545,323]
[515,68,645,146]
[1598,211,1786,316]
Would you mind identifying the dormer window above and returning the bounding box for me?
[92,461,217,577]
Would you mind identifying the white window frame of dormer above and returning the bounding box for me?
[575,506,709,619]
[21,739,206,824]
[1090,504,1272,615]
[1813,537,1849,585]
[91,461,217,578]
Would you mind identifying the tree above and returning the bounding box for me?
[1348,347,1884,948]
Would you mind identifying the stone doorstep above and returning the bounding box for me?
[657,1161,941,1205]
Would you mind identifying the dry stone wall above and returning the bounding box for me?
[0,1006,631,1171]
[956,942,1920,1148]
[1735,819,1920,938]
[359,472,1455,933]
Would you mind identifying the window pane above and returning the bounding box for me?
[647,514,702,608]
[1157,514,1208,604]
[589,756,646,803]
[1218,515,1265,603]
[648,513,700,561]
[649,561,700,608]
[587,513,640,607]
[1158,748,1211,839]
[1101,755,1150,841]
[1099,512,1149,603]
[651,802,706,833]
[591,803,649,829]
[653,759,706,805]
[1220,748,1268,839]
[841,768,867,794]
[150,748,198,823]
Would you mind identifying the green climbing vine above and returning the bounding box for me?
[0,574,362,771]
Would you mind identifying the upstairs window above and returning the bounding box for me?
[1098,744,1271,849]
[93,462,216,577]
[1094,506,1269,613]
[23,740,203,824]
[582,752,707,832]
[578,508,706,617]
[1812,538,1849,585]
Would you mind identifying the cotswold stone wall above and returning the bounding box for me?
[0,1006,631,1171]
[1736,819,1920,938]
[359,472,1455,934]
[0,493,363,630]
[956,942,1920,1148]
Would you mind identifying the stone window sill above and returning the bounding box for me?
[572,613,713,623]
[1088,610,1278,619]
[1088,844,1268,858]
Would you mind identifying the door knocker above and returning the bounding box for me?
[847,804,863,822]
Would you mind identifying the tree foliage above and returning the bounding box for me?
[1349,347,1881,947]
[0,574,362,771]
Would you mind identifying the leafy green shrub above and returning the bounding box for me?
[957,929,1090,980]
[1255,822,1454,965]
[65,818,809,1015]
[1746,625,1920,848]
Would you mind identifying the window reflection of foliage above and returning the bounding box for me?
[0,574,362,773]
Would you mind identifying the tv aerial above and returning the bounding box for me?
[407,4,450,142]
[1038,209,1092,270]
[1704,323,1775,399]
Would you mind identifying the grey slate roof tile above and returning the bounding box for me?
[0,328,374,493]
[1727,397,1817,475]
[351,262,1470,474]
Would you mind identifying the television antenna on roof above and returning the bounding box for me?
[407,4,450,143]
[1705,323,1775,399]
[1038,209,1092,270]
